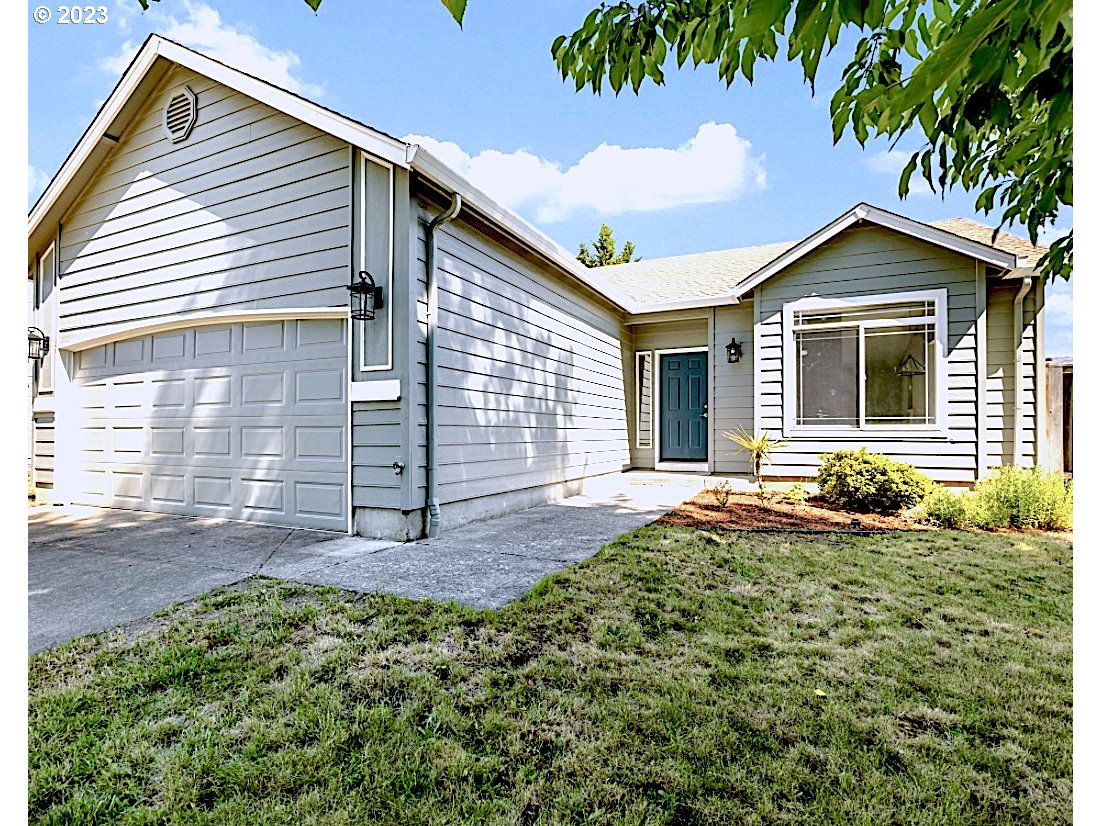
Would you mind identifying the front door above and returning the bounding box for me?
[660,352,708,462]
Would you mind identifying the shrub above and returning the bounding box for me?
[783,483,809,507]
[916,485,971,529]
[706,479,733,508]
[968,466,1073,531]
[816,448,934,514]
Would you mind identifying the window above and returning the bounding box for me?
[783,291,946,434]
[636,351,653,448]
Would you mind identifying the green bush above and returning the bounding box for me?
[783,483,809,506]
[915,485,971,528]
[816,448,934,514]
[968,466,1073,531]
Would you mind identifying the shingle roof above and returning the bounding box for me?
[587,215,1045,313]
[929,218,1048,262]
[588,240,799,307]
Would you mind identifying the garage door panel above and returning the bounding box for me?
[74,319,348,531]
[74,320,348,382]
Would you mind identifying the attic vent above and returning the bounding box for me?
[163,87,197,143]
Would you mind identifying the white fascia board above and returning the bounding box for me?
[860,204,1018,269]
[29,35,410,245]
[733,202,1019,299]
[407,146,637,313]
[154,39,410,168]
[28,39,161,238]
[626,295,741,316]
[59,307,348,351]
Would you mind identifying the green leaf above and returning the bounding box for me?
[898,151,919,198]
[438,0,465,25]
[739,0,789,38]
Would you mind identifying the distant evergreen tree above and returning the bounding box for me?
[577,224,640,268]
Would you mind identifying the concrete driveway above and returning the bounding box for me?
[29,472,711,653]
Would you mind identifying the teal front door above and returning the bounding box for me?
[660,352,708,462]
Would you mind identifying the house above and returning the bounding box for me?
[28,35,1049,541]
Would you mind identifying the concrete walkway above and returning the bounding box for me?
[28,472,711,652]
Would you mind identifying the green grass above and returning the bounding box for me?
[29,527,1072,825]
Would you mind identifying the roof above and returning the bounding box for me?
[592,241,798,309]
[930,218,1048,263]
[28,35,1037,318]
[596,204,1023,314]
[28,34,637,312]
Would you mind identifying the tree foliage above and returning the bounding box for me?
[577,224,641,267]
[550,1,1072,281]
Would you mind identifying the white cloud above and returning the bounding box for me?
[28,165,51,205]
[404,123,767,223]
[99,1,323,98]
[864,149,914,175]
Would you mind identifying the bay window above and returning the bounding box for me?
[783,290,947,434]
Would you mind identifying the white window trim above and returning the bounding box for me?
[36,242,57,393]
[653,347,710,472]
[358,152,395,373]
[635,350,653,449]
[781,288,950,439]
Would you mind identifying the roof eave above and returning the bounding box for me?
[731,202,1019,299]
[28,35,412,259]
[625,294,741,317]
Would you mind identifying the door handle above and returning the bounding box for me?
[701,404,708,419]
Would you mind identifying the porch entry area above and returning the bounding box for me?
[659,351,708,463]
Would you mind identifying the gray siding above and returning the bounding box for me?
[413,202,630,514]
[756,225,981,483]
[352,401,404,510]
[32,414,55,490]
[985,281,1039,469]
[627,315,708,469]
[57,65,352,341]
[712,304,755,474]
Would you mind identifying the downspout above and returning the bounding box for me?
[1012,275,1033,466]
[424,192,462,538]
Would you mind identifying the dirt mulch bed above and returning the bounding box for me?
[657,491,929,532]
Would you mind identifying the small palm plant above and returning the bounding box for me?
[722,428,786,497]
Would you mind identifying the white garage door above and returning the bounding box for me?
[73,318,348,531]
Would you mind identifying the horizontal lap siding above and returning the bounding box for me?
[33,414,56,489]
[415,212,629,507]
[757,225,980,483]
[352,403,403,509]
[712,304,754,474]
[628,318,707,469]
[985,283,1038,469]
[58,66,351,339]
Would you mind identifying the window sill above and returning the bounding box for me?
[783,427,950,441]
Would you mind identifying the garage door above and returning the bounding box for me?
[72,318,348,531]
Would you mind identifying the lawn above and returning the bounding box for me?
[29,526,1072,825]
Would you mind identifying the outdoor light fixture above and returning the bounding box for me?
[895,354,925,377]
[895,353,925,410]
[28,327,49,361]
[726,337,743,364]
[348,270,384,321]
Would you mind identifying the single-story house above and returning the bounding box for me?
[28,35,1050,540]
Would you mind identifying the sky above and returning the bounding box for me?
[26,0,1072,354]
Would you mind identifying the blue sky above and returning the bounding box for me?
[27,0,1072,353]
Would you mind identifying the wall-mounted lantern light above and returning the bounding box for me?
[725,337,743,364]
[28,327,49,361]
[348,270,384,321]
[895,353,926,410]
